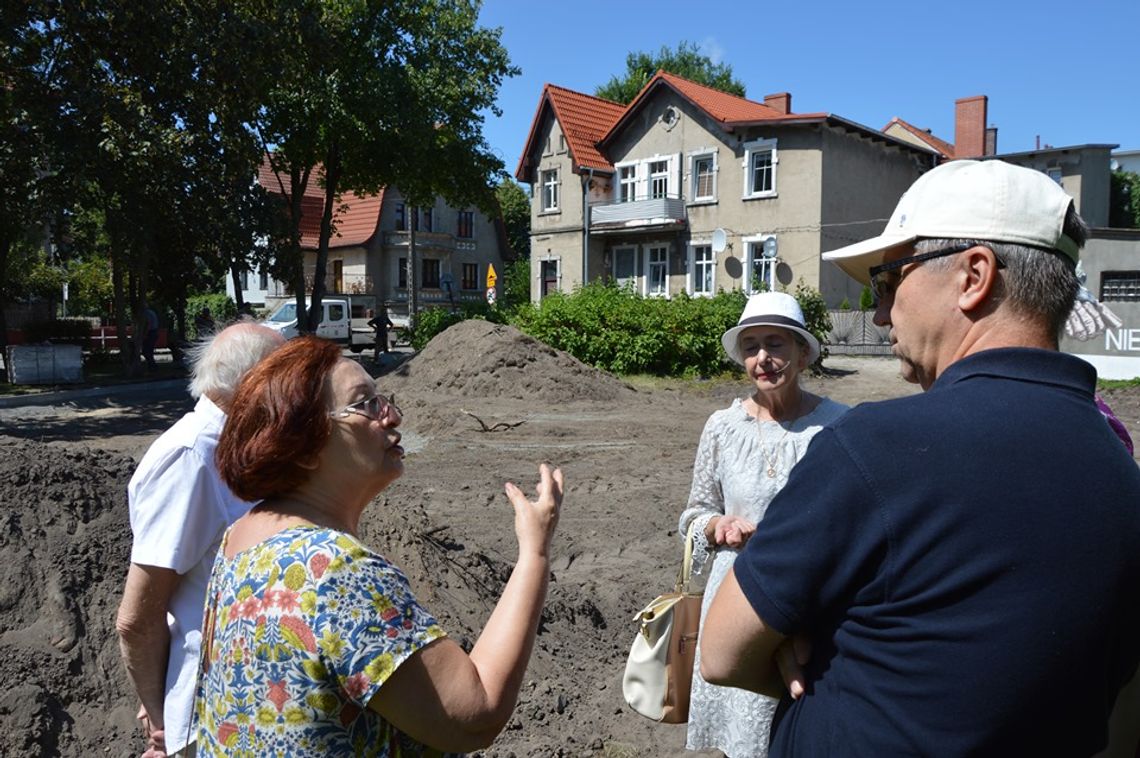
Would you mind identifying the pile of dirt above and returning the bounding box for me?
[0,437,139,757]
[386,320,635,404]
[382,320,641,437]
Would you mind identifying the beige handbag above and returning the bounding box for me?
[622,522,703,723]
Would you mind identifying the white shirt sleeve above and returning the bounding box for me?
[128,445,228,575]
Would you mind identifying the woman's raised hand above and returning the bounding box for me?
[504,463,563,559]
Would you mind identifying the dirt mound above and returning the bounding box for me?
[0,437,139,757]
[386,320,635,405]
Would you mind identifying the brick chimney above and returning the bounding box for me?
[954,95,987,158]
[764,92,792,115]
[984,126,998,156]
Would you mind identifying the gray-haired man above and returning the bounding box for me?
[116,321,284,757]
[701,160,1140,755]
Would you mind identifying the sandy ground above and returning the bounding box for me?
[0,320,1136,757]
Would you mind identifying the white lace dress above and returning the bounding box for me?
[679,396,849,757]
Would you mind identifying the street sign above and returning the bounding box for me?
[486,263,497,288]
[486,286,497,305]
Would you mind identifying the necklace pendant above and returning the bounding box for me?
[767,467,776,478]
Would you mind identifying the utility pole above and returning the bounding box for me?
[407,206,418,330]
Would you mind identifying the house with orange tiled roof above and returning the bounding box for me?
[228,159,507,321]
[516,70,938,306]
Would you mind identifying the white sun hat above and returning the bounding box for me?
[822,159,1081,286]
[721,291,820,366]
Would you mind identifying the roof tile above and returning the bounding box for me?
[258,157,384,249]
[882,117,956,159]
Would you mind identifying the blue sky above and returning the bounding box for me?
[476,0,1138,182]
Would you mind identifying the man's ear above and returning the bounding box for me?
[958,246,1000,312]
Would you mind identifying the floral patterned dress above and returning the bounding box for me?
[194,525,450,757]
[678,397,849,757]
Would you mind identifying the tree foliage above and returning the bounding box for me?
[252,0,517,332]
[2,0,515,373]
[595,41,746,105]
[495,179,530,262]
[1110,170,1140,229]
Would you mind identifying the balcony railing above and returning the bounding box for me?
[589,195,687,232]
[383,230,458,251]
[267,272,374,297]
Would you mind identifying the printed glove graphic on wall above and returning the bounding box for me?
[1065,262,1123,341]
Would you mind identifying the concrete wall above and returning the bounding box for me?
[1062,230,1140,380]
[527,114,588,300]
[1000,146,1113,227]
[819,127,932,306]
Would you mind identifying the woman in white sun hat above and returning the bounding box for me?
[679,291,848,757]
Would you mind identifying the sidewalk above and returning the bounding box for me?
[0,345,414,409]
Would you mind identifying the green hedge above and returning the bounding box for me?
[187,294,237,339]
[408,281,833,378]
[507,283,746,377]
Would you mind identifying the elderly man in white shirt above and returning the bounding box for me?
[116,320,283,757]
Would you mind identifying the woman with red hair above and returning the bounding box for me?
[194,336,563,755]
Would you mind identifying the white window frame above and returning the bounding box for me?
[742,138,778,199]
[743,234,778,293]
[646,244,669,298]
[612,245,638,292]
[541,168,560,212]
[538,256,561,299]
[616,162,638,203]
[688,242,715,297]
[690,151,718,203]
[649,160,669,199]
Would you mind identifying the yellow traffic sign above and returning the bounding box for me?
[486,263,497,288]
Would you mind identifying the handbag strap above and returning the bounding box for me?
[675,520,699,594]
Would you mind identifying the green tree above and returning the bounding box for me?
[495,179,530,262]
[6,2,272,370]
[1110,170,1140,229]
[595,41,746,105]
[252,0,517,333]
[0,1,57,351]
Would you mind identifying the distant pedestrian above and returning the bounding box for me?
[367,307,394,361]
[138,302,159,370]
[193,307,215,340]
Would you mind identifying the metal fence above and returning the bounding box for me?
[825,310,892,355]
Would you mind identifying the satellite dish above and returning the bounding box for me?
[711,228,727,253]
[762,236,778,259]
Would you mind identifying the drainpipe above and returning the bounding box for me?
[582,167,594,286]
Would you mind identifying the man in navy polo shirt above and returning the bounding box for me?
[700,160,1140,756]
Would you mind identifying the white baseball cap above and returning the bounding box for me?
[721,291,820,366]
[822,160,1080,286]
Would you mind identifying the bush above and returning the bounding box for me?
[792,280,832,366]
[838,297,851,311]
[859,285,875,311]
[404,280,833,378]
[510,282,747,377]
[187,294,237,338]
